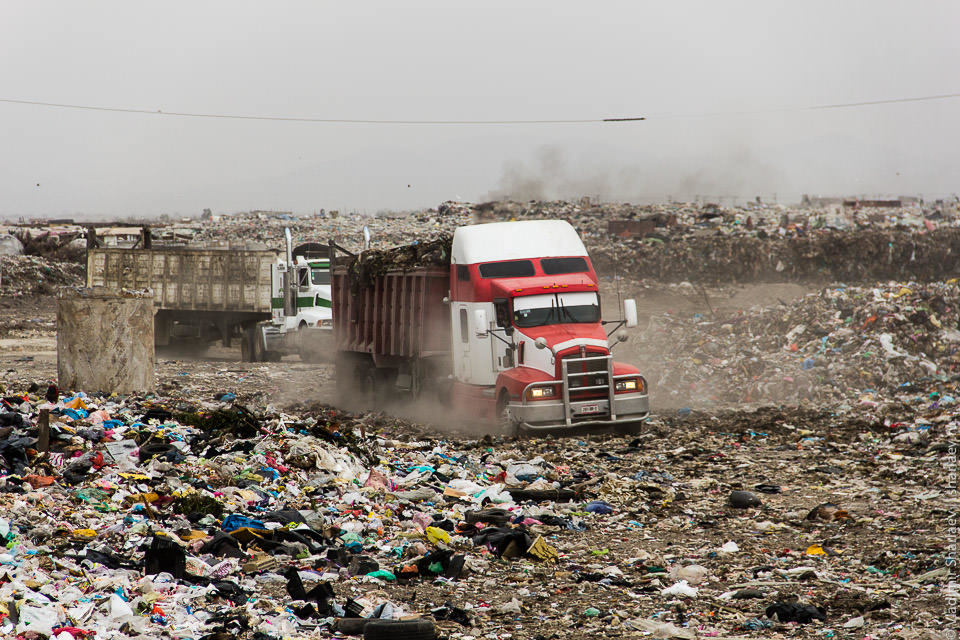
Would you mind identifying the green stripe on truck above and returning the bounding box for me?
[274,296,332,309]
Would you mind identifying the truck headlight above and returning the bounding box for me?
[527,386,556,400]
[615,378,645,393]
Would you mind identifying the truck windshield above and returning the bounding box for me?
[311,269,331,285]
[513,292,600,327]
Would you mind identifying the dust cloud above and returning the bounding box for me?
[275,370,478,437]
[604,282,816,411]
[487,145,793,204]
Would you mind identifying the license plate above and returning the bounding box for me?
[579,404,600,415]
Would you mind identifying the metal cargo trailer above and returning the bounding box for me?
[331,265,451,398]
[87,247,277,347]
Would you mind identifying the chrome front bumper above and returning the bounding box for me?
[509,393,649,431]
[508,354,649,431]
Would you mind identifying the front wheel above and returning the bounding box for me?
[496,391,519,437]
[298,324,322,363]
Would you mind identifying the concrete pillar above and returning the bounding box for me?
[57,287,155,393]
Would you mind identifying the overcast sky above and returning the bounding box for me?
[2,1,958,218]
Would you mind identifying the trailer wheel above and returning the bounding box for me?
[251,329,265,362]
[360,366,397,409]
[362,367,378,408]
[241,327,260,362]
[335,354,358,397]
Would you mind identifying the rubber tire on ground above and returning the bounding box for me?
[335,618,373,635]
[363,619,436,640]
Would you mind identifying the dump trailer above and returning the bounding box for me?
[331,219,650,434]
[87,228,333,362]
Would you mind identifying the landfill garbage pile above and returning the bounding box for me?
[185,200,959,286]
[471,199,956,235]
[3,198,957,637]
[468,200,960,284]
[590,228,960,285]
[0,381,954,639]
[14,230,87,263]
[633,280,960,410]
[344,235,452,292]
[190,208,471,254]
[0,256,84,297]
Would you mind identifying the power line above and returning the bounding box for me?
[653,92,960,120]
[806,92,960,110]
[0,98,605,124]
[0,92,957,125]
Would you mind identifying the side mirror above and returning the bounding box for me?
[617,333,629,343]
[474,309,488,337]
[534,337,548,350]
[624,299,638,328]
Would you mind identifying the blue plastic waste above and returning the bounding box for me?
[585,501,614,515]
[222,514,267,531]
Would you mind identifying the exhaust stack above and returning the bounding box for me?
[283,228,296,317]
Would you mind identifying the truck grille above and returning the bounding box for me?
[560,350,610,400]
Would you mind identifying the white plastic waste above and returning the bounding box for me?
[673,564,708,585]
[719,540,740,554]
[661,580,699,598]
[496,598,523,614]
[629,618,697,639]
[16,603,61,635]
[844,616,865,628]
[107,593,134,620]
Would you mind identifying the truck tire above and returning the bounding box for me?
[335,354,357,398]
[250,328,265,362]
[298,324,323,364]
[362,367,378,408]
[241,328,259,362]
[496,390,519,437]
[360,366,397,409]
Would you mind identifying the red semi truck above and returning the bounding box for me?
[331,219,649,433]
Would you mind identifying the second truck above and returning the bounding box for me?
[87,227,333,362]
